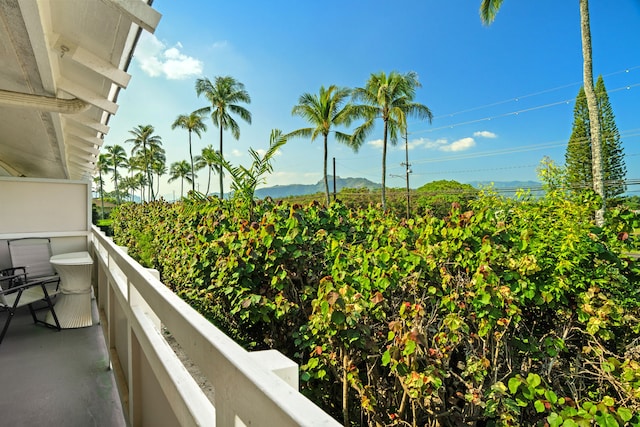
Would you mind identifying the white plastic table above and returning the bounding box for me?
[45,251,94,328]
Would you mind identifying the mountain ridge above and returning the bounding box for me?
[255,177,541,199]
[255,176,380,199]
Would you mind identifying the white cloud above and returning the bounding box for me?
[473,130,497,138]
[407,138,426,150]
[368,135,478,153]
[441,137,476,152]
[367,139,384,149]
[230,149,244,157]
[135,33,203,80]
[421,138,449,150]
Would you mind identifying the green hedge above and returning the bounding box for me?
[112,190,640,426]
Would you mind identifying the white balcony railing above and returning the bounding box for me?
[91,225,340,426]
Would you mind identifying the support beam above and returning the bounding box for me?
[67,141,100,156]
[58,77,118,115]
[69,132,104,148]
[101,0,161,34]
[67,151,96,166]
[54,37,131,88]
[65,117,109,135]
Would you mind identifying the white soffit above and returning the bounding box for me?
[0,0,160,181]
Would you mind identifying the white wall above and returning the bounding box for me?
[0,177,91,266]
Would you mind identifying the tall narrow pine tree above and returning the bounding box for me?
[566,87,592,191]
[565,75,626,200]
[598,76,626,199]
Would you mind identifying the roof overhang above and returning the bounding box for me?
[0,0,160,180]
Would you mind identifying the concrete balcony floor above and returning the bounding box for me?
[0,299,125,427]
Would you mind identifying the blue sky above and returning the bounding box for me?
[104,1,640,200]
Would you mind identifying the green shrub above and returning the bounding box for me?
[111,189,640,426]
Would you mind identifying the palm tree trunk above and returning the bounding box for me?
[143,142,153,202]
[114,169,121,205]
[580,0,605,226]
[323,134,330,206]
[99,173,105,219]
[206,167,212,195]
[189,130,195,193]
[219,126,224,199]
[381,120,389,211]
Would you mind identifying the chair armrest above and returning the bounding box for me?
[0,275,51,295]
[0,266,26,277]
[0,272,29,293]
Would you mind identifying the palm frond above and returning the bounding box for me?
[480,0,504,25]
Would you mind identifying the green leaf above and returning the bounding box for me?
[508,377,521,394]
[381,350,391,366]
[547,412,562,427]
[479,291,491,304]
[396,363,409,376]
[618,408,633,422]
[402,339,416,356]
[306,357,319,369]
[594,413,619,427]
[534,399,546,413]
[601,396,615,407]
[545,390,558,404]
[527,373,541,388]
[331,311,346,325]
[320,300,329,315]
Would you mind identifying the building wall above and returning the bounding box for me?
[0,177,91,268]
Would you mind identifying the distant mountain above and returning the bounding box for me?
[254,178,543,199]
[255,176,380,199]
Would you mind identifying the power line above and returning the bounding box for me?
[408,65,640,129]
[409,82,639,135]
[390,129,640,168]
[410,164,539,176]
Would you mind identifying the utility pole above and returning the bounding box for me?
[401,131,411,219]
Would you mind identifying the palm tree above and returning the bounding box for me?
[289,85,357,205]
[212,129,288,219]
[351,71,432,211]
[195,76,252,199]
[126,125,163,202]
[479,0,604,225]
[95,153,110,218]
[168,160,194,199]
[119,176,135,202]
[104,144,128,205]
[198,145,221,195]
[127,153,147,201]
[132,173,149,202]
[151,156,167,200]
[171,109,208,193]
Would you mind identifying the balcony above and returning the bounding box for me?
[0,178,339,426]
[0,1,339,425]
